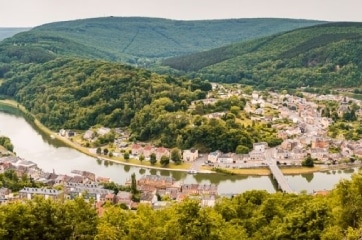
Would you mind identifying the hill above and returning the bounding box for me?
[0,28,30,41]
[0,57,209,131]
[0,57,282,151]
[163,22,362,89]
[0,17,323,65]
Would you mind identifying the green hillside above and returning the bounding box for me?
[0,58,209,131]
[0,17,323,65]
[0,57,282,151]
[0,28,30,41]
[163,22,362,89]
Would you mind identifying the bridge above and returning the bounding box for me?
[266,159,294,193]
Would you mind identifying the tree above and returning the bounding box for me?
[230,106,240,115]
[235,145,249,154]
[131,173,137,195]
[139,154,145,163]
[302,154,314,167]
[160,155,170,167]
[150,153,157,165]
[103,148,109,155]
[171,148,181,165]
[123,151,130,160]
[96,147,102,154]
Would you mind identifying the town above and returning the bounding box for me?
[60,84,362,172]
[1,85,361,209]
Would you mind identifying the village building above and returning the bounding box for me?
[183,149,199,162]
[116,191,132,208]
[253,142,268,152]
[155,147,170,160]
[131,144,143,156]
[97,127,111,136]
[311,137,330,149]
[64,182,113,202]
[136,175,178,190]
[217,153,237,164]
[19,187,63,200]
[208,150,221,163]
[83,130,94,140]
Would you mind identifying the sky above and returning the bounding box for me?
[1,0,362,27]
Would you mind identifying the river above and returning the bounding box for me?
[0,106,357,194]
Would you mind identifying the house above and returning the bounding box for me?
[64,182,113,202]
[201,195,216,207]
[100,193,116,204]
[19,187,63,200]
[131,144,143,156]
[281,139,298,151]
[291,147,307,160]
[116,191,132,208]
[312,138,330,149]
[97,127,111,136]
[254,108,264,115]
[137,175,177,190]
[217,153,236,164]
[337,97,349,117]
[249,150,265,161]
[208,151,221,163]
[83,130,94,140]
[155,147,170,161]
[96,176,110,183]
[275,148,290,160]
[253,142,268,152]
[143,145,153,158]
[0,187,13,204]
[183,149,199,162]
[198,184,218,195]
[310,148,328,160]
[140,191,157,205]
[180,184,199,195]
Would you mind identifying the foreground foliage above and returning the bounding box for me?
[2,172,362,239]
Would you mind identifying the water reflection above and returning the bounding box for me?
[124,165,131,172]
[300,173,314,183]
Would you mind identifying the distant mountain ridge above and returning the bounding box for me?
[162,22,362,89]
[0,28,30,41]
[0,17,324,65]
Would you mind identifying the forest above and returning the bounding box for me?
[0,57,281,152]
[163,22,362,89]
[0,17,322,66]
[1,172,362,239]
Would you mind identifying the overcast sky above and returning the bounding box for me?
[1,0,362,27]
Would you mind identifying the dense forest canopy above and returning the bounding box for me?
[163,22,362,89]
[0,58,209,130]
[0,17,323,65]
[2,172,362,239]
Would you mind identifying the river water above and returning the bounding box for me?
[0,106,357,194]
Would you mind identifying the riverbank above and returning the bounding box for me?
[0,99,360,176]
